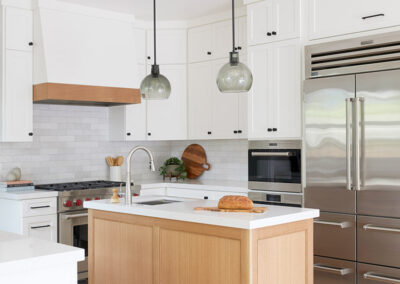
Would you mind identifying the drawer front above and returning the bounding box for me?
[140,188,166,196]
[314,212,356,260]
[314,256,356,284]
[22,197,57,217]
[210,191,248,201]
[23,214,57,242]
[166,188,209,199]
[358,215,400,268]
[358,263,400,284]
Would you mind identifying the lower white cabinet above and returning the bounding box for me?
[248,39,301,140]
[23,214,57,242]
[188,59,248,140]
[166,187,248,200]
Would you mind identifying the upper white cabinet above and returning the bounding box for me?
[188,17,246,63]
[147,29,187,64]
[0,6,33,142]
[308,0,400,40]
[247,0,300,46]
[248,39,301,140]
[133,28,147,64]
[188,59,247,140]
[147,64,187,141]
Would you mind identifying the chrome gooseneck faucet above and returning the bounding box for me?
[125,146,155,205]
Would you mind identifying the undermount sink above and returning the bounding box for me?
[135,199,182,206]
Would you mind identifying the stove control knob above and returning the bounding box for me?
[64,200,73,207]
[133,193,139,197]
[95,197,100,200]
[75,199,83,206]
[85,198,92,201]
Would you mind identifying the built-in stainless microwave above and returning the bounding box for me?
[248,140,301,193]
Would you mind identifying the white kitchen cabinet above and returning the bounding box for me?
[308,0,400,40]
[133,28,147,64]
[248,39,301,139]
[23,214,57,242]
[147,29,187,64]
[188,25,214,63]
[166,187,248,200]
[146,64,187,140]
[247,0,300,46]
[5,6,32,51]
[188,60,247,140]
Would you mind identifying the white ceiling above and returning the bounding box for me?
[60,0,244,21]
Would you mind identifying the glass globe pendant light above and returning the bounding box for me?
[216,0,253,93]
[140,0,171,100]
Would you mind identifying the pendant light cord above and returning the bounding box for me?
[153,0,157,65]
[232,0,235,52]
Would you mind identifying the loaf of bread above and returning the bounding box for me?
[218,195,254,210]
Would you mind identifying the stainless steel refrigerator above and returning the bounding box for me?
[304,32,400,284]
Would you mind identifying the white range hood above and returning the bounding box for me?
[32,0,141,106]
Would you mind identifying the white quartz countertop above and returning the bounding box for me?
[85,195,319,229]
[0,231,84,274]
[0,189,58,200]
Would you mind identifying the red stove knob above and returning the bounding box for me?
[75,199,83,206]
[64,200,73,207]
[95,197,100,200]
[85,198,92,201]
[133,193,139,197]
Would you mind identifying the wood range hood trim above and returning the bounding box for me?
[33,83,141,107]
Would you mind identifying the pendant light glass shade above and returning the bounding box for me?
[217,0,253,93]
[139,0,171,100]
[217,52,253,93]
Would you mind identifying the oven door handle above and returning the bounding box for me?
[251,152,291,157]
[62,213,88,220]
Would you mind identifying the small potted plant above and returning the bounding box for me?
[159,157,187,181]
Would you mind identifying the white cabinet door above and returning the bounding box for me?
[23,214,57,242]
[188,25,214,63]
[147,65,187,140]
[133,28,147,64]
[188,62,214,139]
[236,17,247,57]
[247,0,299,46]
[147,29,187,64]
[166,188,211,199]
[308,0,400,40]
[3,49,33,142]
[213,20,232,60]
[5,7,32,51]
[248,44,274,139]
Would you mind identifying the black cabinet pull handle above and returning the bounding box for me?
[30,205,50,209]
[28,42,33,46]
[147,56,151,60]
[271,31,277,35]
[207,131,212,135]
[272,128,277,132]
[238,130,242,134]
[204,196,208,200]
[207,51,212,55]
[127,132,131,136]
[234,130,238,134]
[30,225,51,230]
[28,132,33,136]
[267,32,272,36]
[267,128,273,132]
[362,13,384,20]
[148,133,151,136]
[237,46,242,50]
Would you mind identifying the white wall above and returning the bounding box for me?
[0,104,247,184]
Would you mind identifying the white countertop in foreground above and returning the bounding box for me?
[85,195,319,229]
[0,189,58,200]
[0,231,84,274]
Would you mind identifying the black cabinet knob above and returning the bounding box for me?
[272,31,277,35]
[238,130,242,134]
[272,128,277,132]
[207,131,212,135]
[147,56,151,60]
[267,32,272,36]
[204,196,209,200]
[148,132,151,136]
[234,130,238,134]
[28,132,33,136]
[28,42,33,46]
[127,132,131,136]
[237,46,242,50]
[267,128,273,132]
[207,51,212,55]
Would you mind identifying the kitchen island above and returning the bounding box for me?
[85,196,319,284]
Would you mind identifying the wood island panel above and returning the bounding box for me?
[89,209,313,284]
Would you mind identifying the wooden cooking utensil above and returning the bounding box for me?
[116,156,124,166]
[194,206,267,213]
[181,144,211,179]
[106,156,114,167]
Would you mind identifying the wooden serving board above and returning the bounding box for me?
[181,144,211,179]
[194,206,267,213]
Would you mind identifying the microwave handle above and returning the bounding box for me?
[251,152,291,157]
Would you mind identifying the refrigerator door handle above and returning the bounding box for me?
[354,97,363,191]
[314,220,352,229]
[363,224,400,233]
[314,264,353,276]
[363,272,400,283]
[346,98,352,190]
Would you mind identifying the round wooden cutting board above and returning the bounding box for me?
[181,144,211,179]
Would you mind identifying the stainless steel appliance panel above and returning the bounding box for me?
[314,212,356,261]
[304,75,356,214]
[314,256,356,284]
[358,215,400,268]
[356,69,400,218]
[358,263,400,284]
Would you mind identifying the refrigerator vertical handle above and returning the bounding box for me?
[354,97,363,191]
[346,98,352,190]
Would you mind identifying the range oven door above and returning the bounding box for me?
[59,210,89,280]
[248,148,301,193]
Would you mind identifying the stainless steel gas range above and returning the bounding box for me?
[36,180,124,282]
